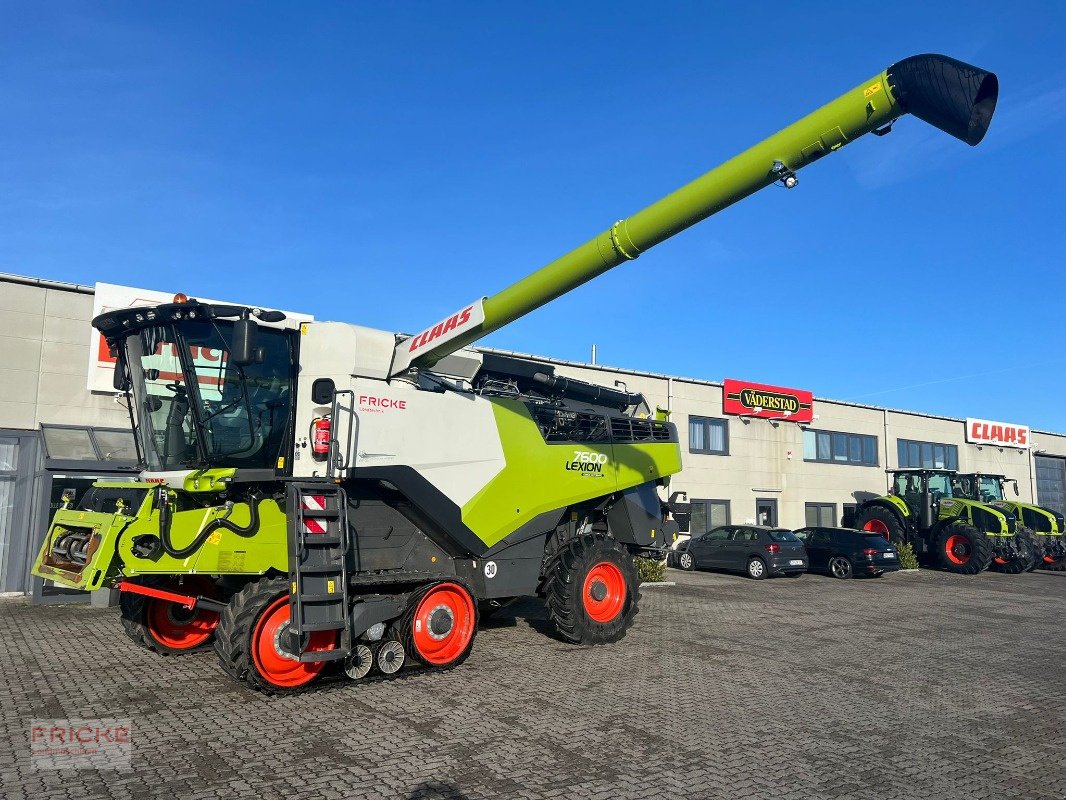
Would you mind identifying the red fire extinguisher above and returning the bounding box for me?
[311,416,331,461]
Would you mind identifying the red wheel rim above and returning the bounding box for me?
[863,519,890,537]
[993,556,1008,565]
[145,576,219,650]
[582,562,626,623]
[251,596,334,688]
[411,582,476,666]
[944,534,972,565]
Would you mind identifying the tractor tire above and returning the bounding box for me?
[852,505,905,544]
[1021,527,1042,573]
[545,533,639,645]
[988,529,1036,575]
[934,524,992,575]
[119,576,221,656]
[1038,536,1066,571]
[213,576,338,694]
[402,581,478,669]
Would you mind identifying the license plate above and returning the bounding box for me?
[789,559,803,566]
[883,553,895,559]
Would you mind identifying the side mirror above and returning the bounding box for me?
[311,378,336,405]
[112,343,130,391]
[232,317,258,366]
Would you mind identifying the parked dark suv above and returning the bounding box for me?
[675,525,808,579]
[794,526,900,579]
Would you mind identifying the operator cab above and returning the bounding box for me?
[95,298,298,474]
[891,468,955,515]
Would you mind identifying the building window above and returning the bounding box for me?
[843,503,858,525]
[688,416,728,455]
[688,499,730,535]
[897,438,958,470]
[805,503,837,528]
[802,429,877,466]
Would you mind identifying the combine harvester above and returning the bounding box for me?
[34,55,998,692]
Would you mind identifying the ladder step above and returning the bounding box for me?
[301,535,343,546]
[301,509,341,519]
[299,621,348,632]
[297,593,345,603]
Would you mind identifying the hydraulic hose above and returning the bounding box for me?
[157,491,264,559]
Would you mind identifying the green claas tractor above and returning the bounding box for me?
[850,469,1033,574]
[32,54,999,693]
[951,473,1066,571]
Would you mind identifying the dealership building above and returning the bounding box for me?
[3,271,1066,597]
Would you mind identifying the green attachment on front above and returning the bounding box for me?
[31,479,288,591]
[181,467,238,493]
[461,399,682,547]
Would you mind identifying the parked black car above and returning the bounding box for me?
[793,526,900,579]
[674,525,808,579]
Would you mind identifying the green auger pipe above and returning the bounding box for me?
[393,54,997,374]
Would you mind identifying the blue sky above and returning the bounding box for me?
[2,3,1065,429]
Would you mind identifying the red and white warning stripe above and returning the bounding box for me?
[302,495,328,534]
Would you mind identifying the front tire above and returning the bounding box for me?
[990,529,1036,574]
[214,577,337,694]
[677,550,695,571]
[545,534,639,645]
[934,525,992,575]
[119,576,221,655]
[746,557,767,580]
[828,556,854,579]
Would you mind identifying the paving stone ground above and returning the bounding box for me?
[1,567,1064,800]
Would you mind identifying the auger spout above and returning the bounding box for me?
[390,54,997,375]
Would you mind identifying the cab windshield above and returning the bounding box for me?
[977,476,1004,502]
[122,320,294,471]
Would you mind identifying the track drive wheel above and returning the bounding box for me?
[403,581,478,669]
[934,525,992,575]
[119,575,221,655]
[853,505,904,545]
[214,577,337,694]
[545,533,639,645]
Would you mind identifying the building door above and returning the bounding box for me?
[756,498,778,527]
[0,431,39,593]
[1036,456,1066,516]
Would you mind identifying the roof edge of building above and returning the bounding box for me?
[1,272,94,295]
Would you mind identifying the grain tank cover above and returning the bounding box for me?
[886,54,998,145]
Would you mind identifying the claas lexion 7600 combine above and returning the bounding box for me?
[33,55,998,692]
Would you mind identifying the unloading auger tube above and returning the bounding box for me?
[392,54,998,375]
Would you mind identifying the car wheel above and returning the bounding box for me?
[678,551,695,571]
[746,557,766,580]
[829,556,853,580]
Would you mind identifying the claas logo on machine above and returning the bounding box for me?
[408,306,474,353]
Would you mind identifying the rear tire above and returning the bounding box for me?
[746,557,767,580]
[934,525,992,575]
[852,505,905,545]
[119,576,221,655]
[545,533,639,645]
[214,576,337,694]
[828,556,853,580]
